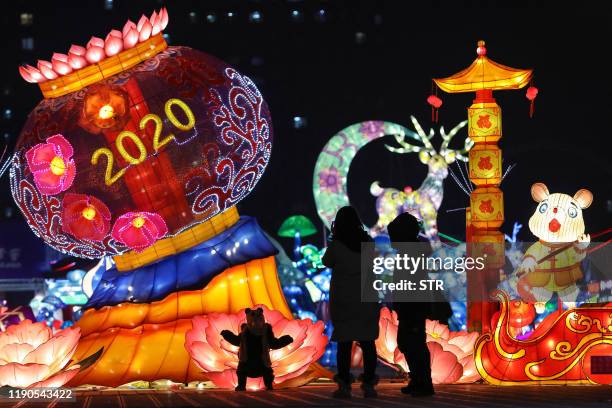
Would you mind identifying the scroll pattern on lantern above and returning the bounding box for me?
[10,45,273,258]
[9,155,126,258]
[475,291,612,385]
[186,68,272,218]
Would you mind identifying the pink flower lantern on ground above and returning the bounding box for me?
[0,320,81,388]
[375,307,481,384]
[185,305,328,390]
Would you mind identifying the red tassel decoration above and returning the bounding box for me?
[526,85,538,118]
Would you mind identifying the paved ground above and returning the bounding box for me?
[2,382,612,408]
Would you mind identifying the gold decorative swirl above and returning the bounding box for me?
[474,332,595,385]
[594,317,609,333]
[550,333,602,360]
[566,312,611,334]
[526,339,612,381]
[474,290,612,385]
[493,291,525,359]
[566,312,591,333]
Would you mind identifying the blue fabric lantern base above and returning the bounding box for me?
[85,216,278,309]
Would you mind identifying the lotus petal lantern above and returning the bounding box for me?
[0,320,81,388]
[185,305,328,390]
[375,307,480,384]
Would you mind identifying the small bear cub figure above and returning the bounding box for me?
[221,307,293,391]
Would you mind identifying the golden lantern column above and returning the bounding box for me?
[467,87,505,333]
[434,40,533,333]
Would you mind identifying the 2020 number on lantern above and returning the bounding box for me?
[91,98,195,186]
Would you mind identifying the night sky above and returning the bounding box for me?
[1,1,610,256]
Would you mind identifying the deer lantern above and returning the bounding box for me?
[370,116,473,245]
[313,118,473,246]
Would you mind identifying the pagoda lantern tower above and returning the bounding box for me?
[434,40,533,332]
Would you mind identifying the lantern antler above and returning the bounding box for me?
[385,116,437,155]
[439,121,472,163]
[386,116,471,164]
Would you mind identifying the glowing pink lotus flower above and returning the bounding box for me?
[150,11,161,36]
[123,28,139,49]
[51,53,72,75]
[85,37,106,64]
[68,44,87,57]
[19,65,45,83]
[111,211,168,251]
[69,44,86,56]
[25,134,76,195]
[185,305,328,390]
[0,320,80,388]
[18,8,170,83]
[62,193,111,242]
[426,319,450,342]
[108,29,122,39]
[87,37,105,49]
[137,15,152,42]
[375,307,408,371]
[159,8,169,30]
[375,307,480,384]
[37,60,58,80]
[68,45,88,69]
[122,20,137,37]
[104,34,123,56]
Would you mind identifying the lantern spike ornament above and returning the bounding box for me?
[434,40,533,333]
[10,10,330,387]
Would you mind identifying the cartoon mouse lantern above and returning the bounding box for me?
[518,183,593,307]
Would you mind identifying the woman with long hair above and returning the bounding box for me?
[322,206,380,398]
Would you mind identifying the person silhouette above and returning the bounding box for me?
[322,206,380,399]
[387,213,435,397]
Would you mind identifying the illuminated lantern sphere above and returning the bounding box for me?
[11,9,272,258]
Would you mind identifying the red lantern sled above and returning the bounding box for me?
[476,291,612,385]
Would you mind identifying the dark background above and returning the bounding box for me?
[1,1,610,256]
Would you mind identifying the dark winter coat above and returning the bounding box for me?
[323,240,380,342]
